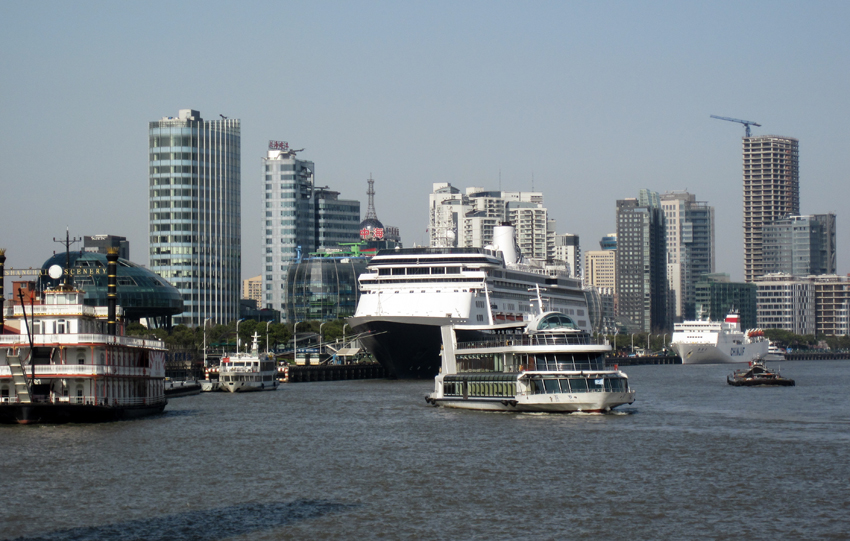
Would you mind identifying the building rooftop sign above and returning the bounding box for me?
[269,140,289,151]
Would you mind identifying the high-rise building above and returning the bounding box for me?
[615,190,668,332]
[428,183,555,263]
[149,109,241,326]
[84,235,129,260]
[584,250,616,289]
[261,141,360,312]
[242,275,262,303]
[661,192,715,321]
[755,274,815,335]
[694,273,757,330]
[762,214,836,276]
[553,234,581,278]
[599,234,617,250]
[807,274,850,337]
[743,135,799,282]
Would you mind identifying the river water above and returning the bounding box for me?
[1,360,849,540]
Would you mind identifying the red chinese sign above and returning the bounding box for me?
[268,140,289,151]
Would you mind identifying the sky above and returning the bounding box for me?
[2,0,848,286]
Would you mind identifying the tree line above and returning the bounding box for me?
[125,319,353,354]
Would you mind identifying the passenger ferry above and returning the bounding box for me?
[349,224,594,379]
[671,312,771,364]
[426,310,635,413]
[0,276,167,424]
[218,332,280,392]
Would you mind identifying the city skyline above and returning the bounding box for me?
[2,2,848,286]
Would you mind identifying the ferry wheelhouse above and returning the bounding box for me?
[426,311,635,413]
[0,281,167,424]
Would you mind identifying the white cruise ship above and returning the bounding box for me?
[671,312,770,364]
[348,224,593,378]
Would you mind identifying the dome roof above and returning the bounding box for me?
[39,252,184,320]
[359,218,384,230]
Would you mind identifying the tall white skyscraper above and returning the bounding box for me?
[261,141,360,311]
[149,109,241,326]
[661,191,715,321]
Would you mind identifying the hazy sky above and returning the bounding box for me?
[2,1,848,286]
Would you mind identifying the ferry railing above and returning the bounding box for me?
[0,333,165,349]
[457,334,596,349]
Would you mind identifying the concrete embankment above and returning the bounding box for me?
[784,352,850,361]
[286,363,388,383]
[606,356,682,366]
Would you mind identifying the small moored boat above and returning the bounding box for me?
[727,360,795,387]
[219,332,280,393]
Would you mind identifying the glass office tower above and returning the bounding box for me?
[149,109,241,326]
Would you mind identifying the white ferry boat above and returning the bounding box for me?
[671,312,770,364]
[0,277,167,424]
[426,311,635,413]
[218,332,280,392]
[349,224,593,379]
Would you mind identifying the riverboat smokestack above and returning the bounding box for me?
[107,247,118,335]
[0,248,5,332]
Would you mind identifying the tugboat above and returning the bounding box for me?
[727,360,795,387]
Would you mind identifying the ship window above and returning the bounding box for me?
[543,379,560,394]
[391,268,405,275]
[32,321,42,334]
[559,379,571,393]
[570,378,588,392]
[57,320,66,334]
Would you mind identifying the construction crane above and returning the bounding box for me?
[710,115,761,137]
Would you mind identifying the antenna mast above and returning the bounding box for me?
[53,228,81,289]
[365,174,378,220]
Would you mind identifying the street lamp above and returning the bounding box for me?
[266,321,271,354]
[203,318,210,368]
[235,318,246,352]
[663,333,668,354]
[293,321,301,364]
[631,333,636,355]
[319,321,327,356]
[343,323,349,345]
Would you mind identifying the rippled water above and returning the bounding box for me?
[2,360,849,540]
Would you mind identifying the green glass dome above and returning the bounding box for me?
[40,252,184,325]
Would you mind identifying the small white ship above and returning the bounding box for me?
[671,312,770,364]
[219,332,280,392]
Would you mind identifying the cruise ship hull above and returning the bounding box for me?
[673,341,768,364]
[349,316,451,379]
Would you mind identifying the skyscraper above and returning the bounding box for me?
[261,141,360,312]
[743,135,799,282]
[149,109,241,326]
[762,214,836,276]
[661,191,715,321]
[428,183,555,263]
[616,190,668,332]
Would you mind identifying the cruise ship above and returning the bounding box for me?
[348,224,593,378]
[671,312,771,364]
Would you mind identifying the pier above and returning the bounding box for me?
[606,356,682,366]
[286,363,388,383]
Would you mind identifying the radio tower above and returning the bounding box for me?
[365,174,378,220]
